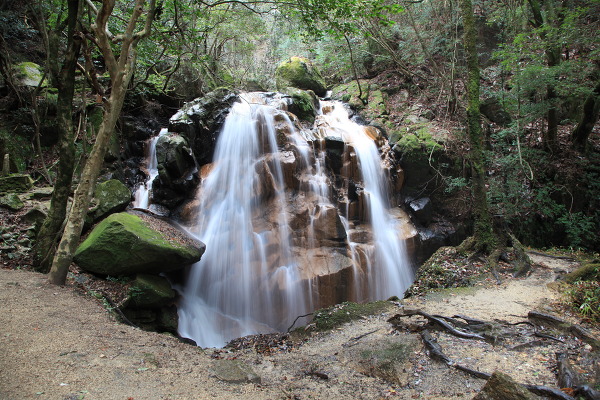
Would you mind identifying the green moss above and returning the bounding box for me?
[563,262,600,283]
[13,62,46,87]
[311,301,393,331]
[283,87,318,123]
[74,212,203,276]
[393,123,442,153]
[275,56,327,96]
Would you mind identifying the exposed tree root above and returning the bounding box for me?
[390,309,599,400]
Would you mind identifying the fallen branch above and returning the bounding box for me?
[287,312,313,333]
[100,290,138,328]
[343,329,379,347]
[400,309,487,340]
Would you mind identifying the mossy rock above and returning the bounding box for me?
[127,274,176,308]
[563,262,600,283]
[275,57,327,97]
[74,212,205,276]
[331,80,370,110]
[344,336,419,385]
[310,301,394,331]
[0,193,24,210]
[391,123,442,153]
[211,360,261,384]
[473,371,537,400]
[283,87,319,123]
[0,174,34,194]
[86,179,132,225]
[12,62,45,87]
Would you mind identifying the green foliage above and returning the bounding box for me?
[568,280,600,322]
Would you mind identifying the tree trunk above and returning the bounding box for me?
[47,0,156,285]
[33,0,81,272]
[572,80,600,152]
[47,82,127,284]
[459,0,496,253]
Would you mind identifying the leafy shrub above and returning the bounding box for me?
[568,281,600,322]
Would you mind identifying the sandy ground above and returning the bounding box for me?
[0,253,595,400]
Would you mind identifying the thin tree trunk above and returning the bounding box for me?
[47,82,127,284]
[459,0,496,253]
[33,0,81,272]
[571,80,600,151]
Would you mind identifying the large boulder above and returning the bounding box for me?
[275,57,327,97]
[169,88,239,167]
[86,179,132,225]
[74,212,205,276]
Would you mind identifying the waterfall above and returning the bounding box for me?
[133,128,167,209]
[177,93,414,348]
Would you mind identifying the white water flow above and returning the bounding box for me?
[178,95,308,348]
[178,95,413,348]
[317,101,413,300]
[133,128,167,208]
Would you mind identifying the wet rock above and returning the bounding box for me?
[156,133,195,180]
[86,179,132,225]
[211,360,261,384]
[74,212,205,276]
[169,88,239,167]
[472,371,537,400]
[0,193,24,211]
[408,197,433,226]
[312,205,346,241]
[282,87,320,123]
[152,133,198,208]
[324,136,345,174]
[275,57,327,97]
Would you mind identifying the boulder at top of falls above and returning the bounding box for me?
[275,57,327,97]
[169,88,239,167]
[86,179,132,225]
[156,133,195,180]
[152,133,199,209]
[74,212,205,276]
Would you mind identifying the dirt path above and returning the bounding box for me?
[0,254,595,400]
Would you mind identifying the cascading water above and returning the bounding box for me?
[177,93,414,347]
[178,94,309,347]
[133,128,167,209]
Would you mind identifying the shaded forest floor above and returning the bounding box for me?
[1,247,598,399]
